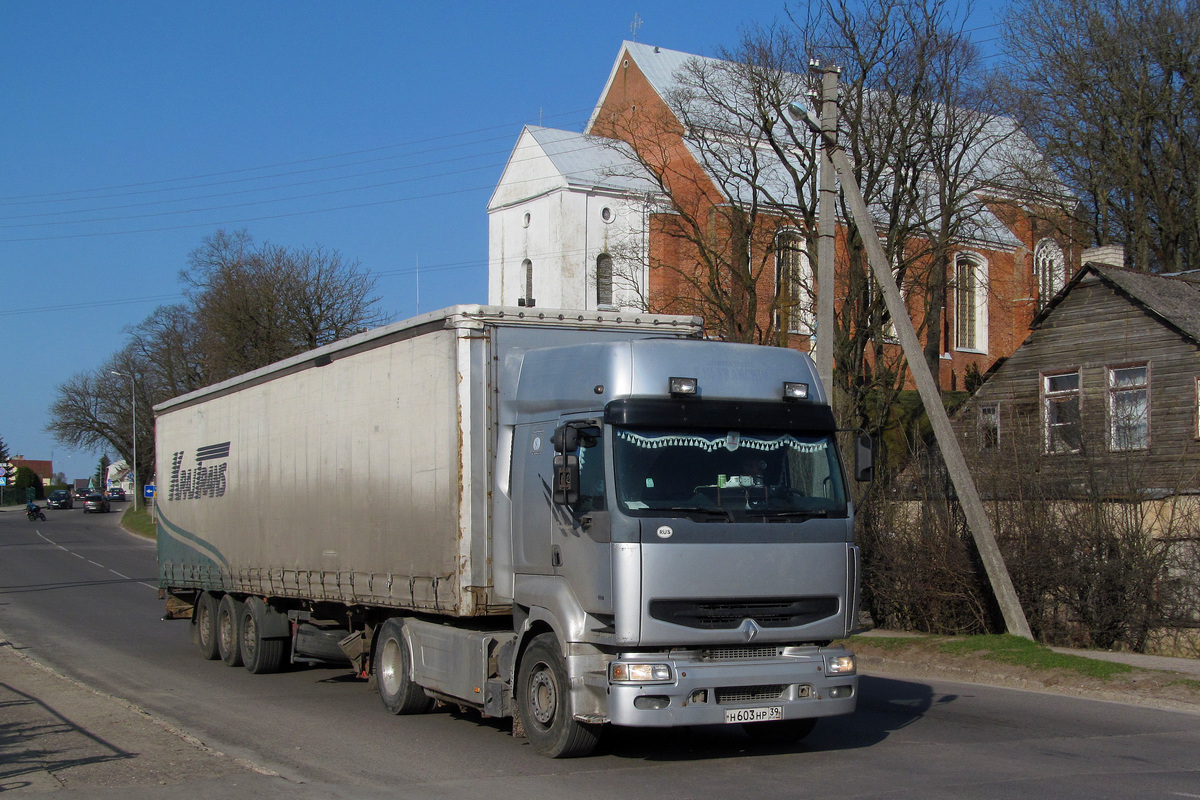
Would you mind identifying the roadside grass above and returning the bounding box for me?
[938,634,1135,680]
[851,633,1136,681]
[121,506,157,539]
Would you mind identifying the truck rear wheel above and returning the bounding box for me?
[374,618,433,714]
[240,597,287,674]
[191,592,220,660]
[517,634,601,758]
[217,594,245,667]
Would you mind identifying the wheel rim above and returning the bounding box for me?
[528,662,557,726]
[242,614,257,661]
[219,611,233,650]
[198,604,213,647]
[380,637,401,696]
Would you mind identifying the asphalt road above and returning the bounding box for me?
[2,506,1199,799]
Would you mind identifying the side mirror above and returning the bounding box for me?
[553,453,579,505]
[854,434,874,482]
[550,425,579,453]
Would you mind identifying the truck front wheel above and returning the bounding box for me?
[217,594,245,667]
[374,618,434,714]
[191,592,220,660]
[516,634,601,758]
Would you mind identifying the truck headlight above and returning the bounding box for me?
[825,654,856,674]
[610,662,674,684]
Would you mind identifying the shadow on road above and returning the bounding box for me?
[0,680,135,791]
[424,673,950,762]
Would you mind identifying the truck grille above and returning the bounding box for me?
[701,646,782,660]
[649,597,839,629]
[716,685,787,704]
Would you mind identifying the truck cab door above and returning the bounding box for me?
[511,423,554,576]
[549,417,614,617]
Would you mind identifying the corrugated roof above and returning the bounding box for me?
[526,126,658,194]
[586,41,1031,249]
[1090,265,1200,343]
[1033,262,1200,344]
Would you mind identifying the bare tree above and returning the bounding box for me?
[182,230,387,381]
[593,79,797,343]
[1002,0,1200,272]
[49,230,387,488]
[799,0,1033,408]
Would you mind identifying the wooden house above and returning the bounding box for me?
[956,251,1200,497]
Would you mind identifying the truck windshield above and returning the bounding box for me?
[612,428,847,519]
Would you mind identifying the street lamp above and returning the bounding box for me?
[110,370,138,512]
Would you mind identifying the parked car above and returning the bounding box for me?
[106,488,126,501]
[82,493,110,513]
[47,489,74,509]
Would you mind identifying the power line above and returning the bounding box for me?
[0,243,602,317]
[0,107,594,204]
[0,134,639,242]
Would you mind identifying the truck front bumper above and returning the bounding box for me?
[600,647,858,728]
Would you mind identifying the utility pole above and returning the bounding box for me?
[811,61,839,395]
[789,99,1033,641]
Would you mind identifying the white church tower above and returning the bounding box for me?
[487,126,657,312]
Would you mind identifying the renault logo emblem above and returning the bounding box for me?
[739,619,761,642]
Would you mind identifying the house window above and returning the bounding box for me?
[873,256,904,343]
[1035,239,1065,308]
[521,259,535,307]
[1043,370,1081,454]
[775,230,813,335]
[596,254,614,307]
[955,253,987,352]
[979,402,1000,450]
[1108,364,1149,450]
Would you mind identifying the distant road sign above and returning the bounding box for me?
[144,484,156,498]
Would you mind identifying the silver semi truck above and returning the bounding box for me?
[156,304,867,757]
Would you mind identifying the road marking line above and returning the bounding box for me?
[36,529,156,591]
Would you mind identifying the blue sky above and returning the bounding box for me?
[1,1,1006,481]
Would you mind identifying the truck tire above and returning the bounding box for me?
[741,717,817,744]
[516,633,601,758]
[217,594,245,667]
[191,592,221,660]
[240,597,288,675]
[374,618,434,714]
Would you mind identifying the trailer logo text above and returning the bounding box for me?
[168,441,230,501]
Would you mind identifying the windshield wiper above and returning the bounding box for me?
[664,506,735,522]
[748,509,834,520]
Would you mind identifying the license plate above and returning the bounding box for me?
[724,706,783,724]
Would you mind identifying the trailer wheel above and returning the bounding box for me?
[217,594,245,667]
[191,592,221,660]
[240,597,287,674]
[516,634,600,758]
[374,618,433,714]
[741,717,817,744]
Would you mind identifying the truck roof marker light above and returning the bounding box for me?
[669,377,698,397]
[783,381,809,401]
